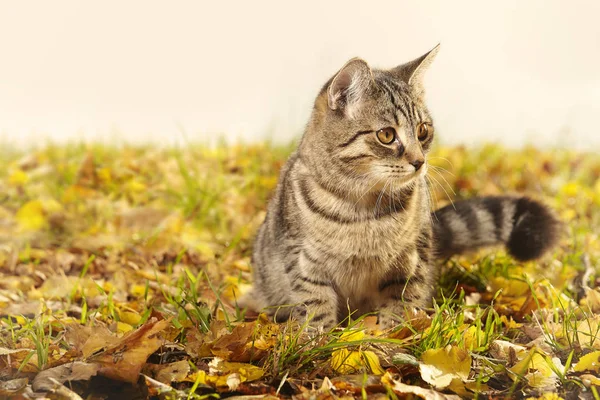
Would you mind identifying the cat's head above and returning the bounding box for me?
[300,45,439,200]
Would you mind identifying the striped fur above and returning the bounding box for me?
[241,46,560,329]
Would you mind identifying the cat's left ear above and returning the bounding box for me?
[392,44,440,89]
[328,58,374,117]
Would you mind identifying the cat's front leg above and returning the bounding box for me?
[377,273,434,329]
[289,275,338,331]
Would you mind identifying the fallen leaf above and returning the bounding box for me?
[331,348,385,375]
[32,361,100,392]
[34,275,102,300]
[489,340,527,364]
[211,322,256,360]
[87,318,169,383]
[510,349,558,389]
[382,371,461,400]
[580,288,600,313]
[419,345,471,388]
[144,360,190,384]
[0,378,28,396]
[526,393,564,400]
[580,373,600,387]
[574,350,600,373]
[192,357,265,388]
[16,200,46,231]
[9,169,29,186]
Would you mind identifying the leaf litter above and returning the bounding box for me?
[0,143,599,399]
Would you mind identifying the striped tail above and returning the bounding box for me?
[432,196,561,261]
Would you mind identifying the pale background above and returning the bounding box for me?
[1,1,599,149]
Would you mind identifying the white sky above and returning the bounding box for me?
[0,1,599,148]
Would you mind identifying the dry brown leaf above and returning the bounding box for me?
[0,378,28,396]
[144,359,190,384]
[211,322,256,360]
[32,361,100,392]
[0,347,34,373]
[489,340,527,365]
[388,309,432,339]
[87,318,169,383]
[76,153,98,187]
[143,373,189,398]
[63,323,120,359]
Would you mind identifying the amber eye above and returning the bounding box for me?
[417,123,433,141]
[376,127,396,145]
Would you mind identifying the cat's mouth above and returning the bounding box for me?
[386,163,427,184]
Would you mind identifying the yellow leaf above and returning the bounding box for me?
[362,350,385,375]
[120,311,142,326]
[9,169,29,186]
[116,322,133,333]
[420,345,471,388]
[462,325,484,350]
[331,346,384,375]
[500,315,523,329]
[510,350,557,389]
[526,393,564,400]
[489,276,530,298]
[62,185,97,203]
[126,179,147,193]
[16,200,46,231]
[561,181,579,197]
[130,284,147,298]
[574,351,600,373]
[201,358,264,388]
[97,167,112,184]
[340,329,365,342]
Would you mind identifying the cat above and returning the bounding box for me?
[241,45,560,329]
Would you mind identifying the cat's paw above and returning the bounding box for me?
[378,313,403,330]
[378,306,421,330]
[288,303,337,331]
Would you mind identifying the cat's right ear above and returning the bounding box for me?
[328,58,373,117]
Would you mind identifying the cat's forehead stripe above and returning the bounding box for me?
[378,78,417,137]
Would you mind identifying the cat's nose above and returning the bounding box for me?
[410,159,424,171]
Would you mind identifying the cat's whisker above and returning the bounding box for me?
[390,181,398,214]
[429,168,457,197]
[427,173,456,210]
[374,179,390,217]
[428,164,456,177]
[427,156,455,169]
[424,177,438,224]
[353,175,386,207]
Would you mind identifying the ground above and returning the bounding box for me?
[0,142,599,400]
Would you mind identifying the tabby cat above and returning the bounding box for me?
[242,45,560,329]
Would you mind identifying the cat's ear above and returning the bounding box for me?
[328,58,374,116]
[392,44,440,88]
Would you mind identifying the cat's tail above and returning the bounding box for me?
[432,196,562,261]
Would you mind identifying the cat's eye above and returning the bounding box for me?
[417,123,433,141]
[376,127,396,145]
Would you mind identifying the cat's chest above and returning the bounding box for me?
[303,215,419,259]
[305,236,414,291]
